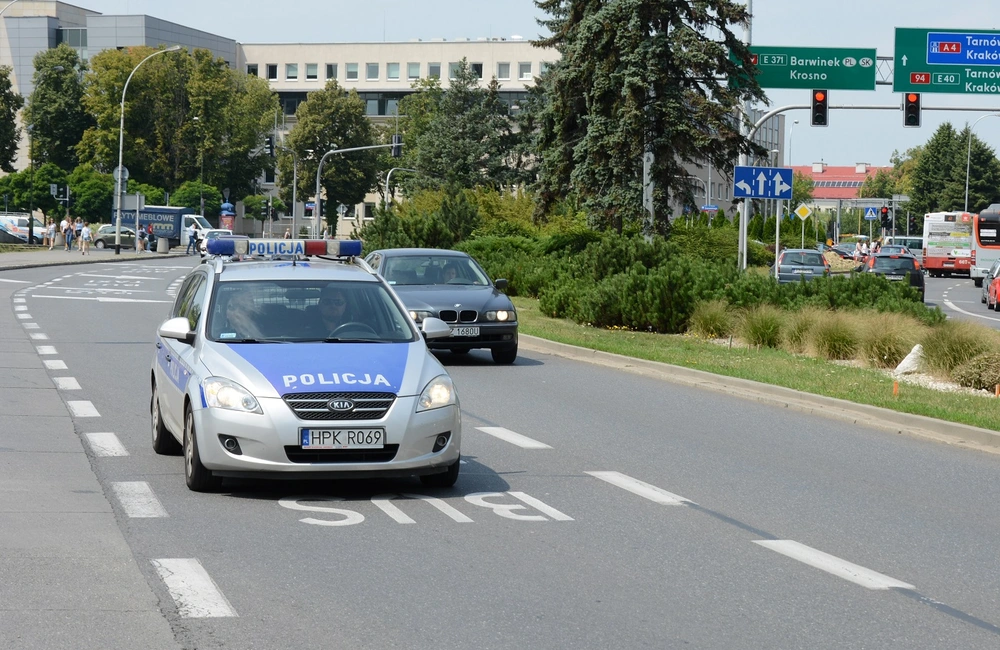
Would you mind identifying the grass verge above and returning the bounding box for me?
[513,296,1000,432]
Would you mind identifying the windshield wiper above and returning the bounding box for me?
[225,338,291,344]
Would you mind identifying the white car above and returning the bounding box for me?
[198,229,233,257]
[150,237,462,492]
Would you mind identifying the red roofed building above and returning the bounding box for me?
[792,162,893,209]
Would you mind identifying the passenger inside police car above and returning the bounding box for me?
[219,291,265,339]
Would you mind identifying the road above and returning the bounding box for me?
[926,274,1000,330]
[4,258,1000,649]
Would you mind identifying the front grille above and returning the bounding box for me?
[284,444,399,464]
[437,309,479,323]
[460,310,478,323]
[439,310,457,323]
[282,392,395,421]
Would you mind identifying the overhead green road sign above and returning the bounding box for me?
[894,27,1000,94]
[748,46,877,90]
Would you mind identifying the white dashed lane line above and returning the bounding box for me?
[151,558,238,618]
[43,360,67,370]
[84,432,129,457]
[66,401,100,417]
[586,471,693,505]
[476,426,553,449]
[29,333,48,340]
[112,481,168,518]
[35,345,56,355]
[52,377,81,391]
[14,305,26,311]
[22,323,39,329]
[753,540,915,590]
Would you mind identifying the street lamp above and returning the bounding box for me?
[192,115,204,217]
[114,45,182,255]
[788,120,799,166]
[384,167,418,206]
[964,113,1000,212]
[314,147,339,239]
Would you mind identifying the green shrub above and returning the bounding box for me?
[689,300,733,338]
[952,352,1000,391]
[783,307,824,354]
[811,313,859,360]
[921,320,998,375]
[737,305,783,349]
[859,312,921,368]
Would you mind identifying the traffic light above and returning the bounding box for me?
[903,93,921,128]
[264,136,274,156]
[880,206,892,230]
[811,89,828,127]
[908,215,918,234]
[390,134,403,158]
[259,199,267,218]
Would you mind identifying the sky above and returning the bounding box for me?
[76,0,1000,167]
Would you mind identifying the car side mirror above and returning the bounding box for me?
[421,317,452,340]
[493,278,508,291]
[158,316,195,345]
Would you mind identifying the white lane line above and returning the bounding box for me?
[14,305,26,311]
[36,345,57,355]
[50,287,153,293]
[29,333,48,340]
[508,491,574,521]
[476,426,552,449]
[112,482,168,518]
[944,299,1000,323]
[43,359,67,370]
[22,323,39,329]
[586,471,693,505]
[16,313,30,319]
[77,273,152,280]
[67,401,100,417]
[151,559,238,618]
[0,278,29,283]
[753,540,914,590]
[13,297,25,302]
[84,432,129,457]
[30,295,171,304]
[52,377,81,391]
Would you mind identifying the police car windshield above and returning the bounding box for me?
[383,256,490,286]
[207,280,416,343]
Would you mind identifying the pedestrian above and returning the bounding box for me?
[860,240,869,257]
[79,221,91,255]
[283,228,291,239]
[73,218,83,250]
[62,217,73,251]
[185,222,197,255]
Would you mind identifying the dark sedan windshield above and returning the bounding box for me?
[780,252,825,266]
[872,256,917,271]
[383,255,490,286]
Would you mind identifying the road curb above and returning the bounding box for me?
[0,251,192,271]
[519,334,1000,451]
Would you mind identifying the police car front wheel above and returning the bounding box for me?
[151,384,181,455]
[184,406,222,492]
[419,457,460,488]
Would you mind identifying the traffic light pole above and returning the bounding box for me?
[314,143,400,238]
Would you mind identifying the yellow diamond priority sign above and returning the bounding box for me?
[794,204,813,220]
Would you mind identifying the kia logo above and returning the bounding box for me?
[328,399,355,412]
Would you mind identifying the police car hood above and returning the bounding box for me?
[200,340,441,398]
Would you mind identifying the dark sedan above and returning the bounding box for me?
[365,248,518,364]
[858,253,925,302]
[774,249,830,283]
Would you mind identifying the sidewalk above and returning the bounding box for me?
[0,245,194,272]
[0,264,181,647]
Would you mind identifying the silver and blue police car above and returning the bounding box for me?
[150,237,462,492]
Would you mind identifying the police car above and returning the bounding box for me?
[150,237,461,492]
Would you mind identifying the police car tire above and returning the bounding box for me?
[151,385,181,455]
[184,406,222,492]
[420,457,460,488]
[95,239,105,249]
[491,344,517,365]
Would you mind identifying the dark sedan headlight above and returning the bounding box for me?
[409,310,433,323]
[485,309,514,322]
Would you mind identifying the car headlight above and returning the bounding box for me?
[485,309,514,322]
[416,375,455,412]
[409,310,433,323]
[202,377,262,414]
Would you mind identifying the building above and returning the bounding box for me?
[791,162,891,211]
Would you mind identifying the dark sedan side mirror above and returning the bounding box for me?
[494,278,508,291]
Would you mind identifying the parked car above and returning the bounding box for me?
[985,259,1000,308]
[878,244,916,260]
[829,244,857,259]
[858,253,925,302]
[93,224,136,249]
[199,229,234,257]
[364,248,518,364]
[774,249,830,283]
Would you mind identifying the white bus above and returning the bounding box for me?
[922,211,974,278]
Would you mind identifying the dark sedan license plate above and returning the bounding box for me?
[300,428,384,450]
[450,326,480,337]
[886,274,904,280]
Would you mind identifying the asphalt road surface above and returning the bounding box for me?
[6,258,1000,649]
[927,274,1000,331]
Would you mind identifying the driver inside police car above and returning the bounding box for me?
[314,285,352,335]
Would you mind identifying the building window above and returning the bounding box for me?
[306,63,318,80]
[246,64,258,77]
[428,62,441,79]
[346,63,358,80]
[407,62,420,80]
[518,62,532,80]
[497,62,510,80]
[366,99,379,115]
[448,62,461,79]
[364,203,375,220]
[387,62,400,80]
[285,63,298,80]
[470,63,483,79]
[540,62,552,75]
[386,98,399,116]
[326,63,337,80]
[266,64,277,80]
[366,63,379,80]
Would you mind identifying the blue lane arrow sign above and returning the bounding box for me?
[864,207,878,220]
[733,166,793,200]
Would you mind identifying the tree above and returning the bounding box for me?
[532,0,765,234]
[909,123,963,215]
[0,65,23,172]
[945,125,1000,213]
[276,81,379,233]
[0,163,67,218]
[858,168,898,201]
[24,44,93,172]
[172,180,222,217]
[128,181,166,205]
[791,171,814,208]
[67,163,114,223]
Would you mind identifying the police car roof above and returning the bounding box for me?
[214,259,379,283]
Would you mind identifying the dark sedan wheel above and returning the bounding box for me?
[184,406,221,492]
[94,239,106,249]
[151,383,181,455]
[491,344,517,365]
